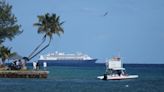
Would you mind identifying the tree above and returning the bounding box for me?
[0,0,22,63]
[0,0,22,44]
[0,45,11,64]
[28,13,64,60]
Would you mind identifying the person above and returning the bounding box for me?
[15,60,21,70]
[16,60,20,66]
[0,58,3,65]
[103,74,107,80]
[21,59,27,70]
[13,60,17,65]
[43,62,47,70]
[36,62,40,70]
[117,70,122,76]
[33,62,37,70]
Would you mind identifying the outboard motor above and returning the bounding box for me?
[103,74,107,80]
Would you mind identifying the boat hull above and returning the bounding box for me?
[38,59,97,66]
[97,75,139,80]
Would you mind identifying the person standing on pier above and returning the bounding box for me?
[43,62,47,70]
[33,62,37,70]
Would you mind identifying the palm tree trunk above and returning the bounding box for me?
[29,38,51,60]
[28,37,46,58]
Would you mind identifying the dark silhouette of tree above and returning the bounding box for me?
[0,0,22,64]
[0,45,11,64]
[0,0,22,44]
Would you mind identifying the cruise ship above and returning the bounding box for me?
[38,51,97,66]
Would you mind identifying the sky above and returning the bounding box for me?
[4,0,164,64]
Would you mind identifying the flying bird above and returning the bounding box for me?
[103,11,109,16]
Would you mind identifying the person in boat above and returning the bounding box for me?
[103,74,107,80]
[117,70,122,76]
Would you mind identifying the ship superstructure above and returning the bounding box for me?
[38,51,97,65]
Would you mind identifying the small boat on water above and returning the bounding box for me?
[97,57,138,80]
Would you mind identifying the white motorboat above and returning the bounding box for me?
[97,75,139,80]
[97,57,139,80]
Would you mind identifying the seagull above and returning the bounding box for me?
[103,11,109,16]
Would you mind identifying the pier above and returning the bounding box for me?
[0,70,49,78]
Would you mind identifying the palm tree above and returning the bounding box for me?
[28,13,64,60]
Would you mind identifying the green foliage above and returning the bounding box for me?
[34,13,64,39]
[0,0,22,63]
[0,45,10,62]
[28,13,64,60]
[0,0,22,44]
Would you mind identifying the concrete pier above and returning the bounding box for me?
[0,70,49,78]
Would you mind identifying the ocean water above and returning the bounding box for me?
[0,64,164,92]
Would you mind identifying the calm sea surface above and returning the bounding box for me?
[0,64,164,92]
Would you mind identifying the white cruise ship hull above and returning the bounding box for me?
[38,59,97,66]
